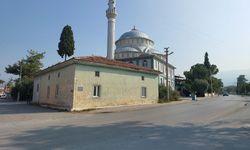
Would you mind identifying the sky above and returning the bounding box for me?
[0,0,250,86]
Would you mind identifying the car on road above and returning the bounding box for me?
[0,93,7,99]
[223,92,229,96]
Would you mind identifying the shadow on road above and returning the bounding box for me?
[0,102,58,115]
[1,121,250,150]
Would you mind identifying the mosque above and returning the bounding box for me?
[32,0,175,111]
[107,0,175,89]
[114,27,175,89]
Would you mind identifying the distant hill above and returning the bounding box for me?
[217,69,250,86]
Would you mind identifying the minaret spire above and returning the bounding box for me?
[106,0,117,59]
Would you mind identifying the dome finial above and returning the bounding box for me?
[132,25,136,30]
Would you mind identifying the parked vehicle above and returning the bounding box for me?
[223,92,229,96]
[0,93,7,99]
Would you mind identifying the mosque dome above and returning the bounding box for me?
[119,28,151,40]
[115,27,162,59]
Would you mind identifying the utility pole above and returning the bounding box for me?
[17,60,22,102]
[164,47,173,101]
[210,73,213,96]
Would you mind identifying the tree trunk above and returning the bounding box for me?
[64,55,67,61]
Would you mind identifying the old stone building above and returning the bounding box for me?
[32,56,159,111]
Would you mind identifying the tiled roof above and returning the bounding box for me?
[74,56,158,74]
[35,56,159,77]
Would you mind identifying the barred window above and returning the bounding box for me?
[141,87,147,98]
[93,85,101,97]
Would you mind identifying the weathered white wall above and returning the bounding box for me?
[72,64,159,111]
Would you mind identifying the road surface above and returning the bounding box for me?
[0,95,249,150]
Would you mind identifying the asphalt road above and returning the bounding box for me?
[0,95,249,150]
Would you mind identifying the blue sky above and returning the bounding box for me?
[0,0,250,85]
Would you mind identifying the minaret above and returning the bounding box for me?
[106,0,117,59]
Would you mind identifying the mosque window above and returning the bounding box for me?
[136,60,139,65]
[154,60,158,69]
[129,53,132,57]
[160,78,163,85]
[143,60,148,67]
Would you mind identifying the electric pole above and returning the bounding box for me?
[17,60,22,102]
[164,47,173,101]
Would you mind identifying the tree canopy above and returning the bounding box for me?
[184,64,209,96]
[184,52,223,97]
[204,52,211,69]
[236,75,248,94]
[5,50,44,79]
[0,79,4,85]
[5,50,45,101]
[57,25,75,61]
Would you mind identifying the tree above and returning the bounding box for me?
[5,50,44,78]
[204,52,211,69]
[184,64,209,80]
[224,85,237,94]
[184,64,209,97]
[5,50,45,101]
[57,25,75,61]
[203,52,219,94]
[184,52,222,97]
[246,83,250,94]
[212,78,223,94]
[236,75,248,95]
[192,79,209,97]
[0,79,4,85]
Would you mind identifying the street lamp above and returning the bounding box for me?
[164,47,174,101]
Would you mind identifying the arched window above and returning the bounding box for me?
[143,60,148,67]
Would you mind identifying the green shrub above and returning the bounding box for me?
[158,85,180,103]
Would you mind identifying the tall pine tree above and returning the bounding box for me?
[57,25,75,61]
[204,52,211,69]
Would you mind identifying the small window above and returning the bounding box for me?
[141,87,147,98]
[36,84,39,92]
[160,78,163,85]
[95,71,100,77]
[93,85,101,97]
[48,75,50,80]
[136,60,139,65]
[141,76,145,81]
[143,60,148,67]
[55,84,59,97]
[47,86,50,99]
[58,72,60,78]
